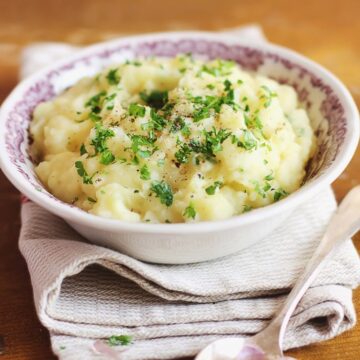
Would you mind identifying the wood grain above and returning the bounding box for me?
[0,0,359,359]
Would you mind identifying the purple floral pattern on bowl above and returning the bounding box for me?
[3,37,348,203]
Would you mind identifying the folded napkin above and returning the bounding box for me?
[18,26,360,360]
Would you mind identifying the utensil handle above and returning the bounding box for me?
[268,186,360,345]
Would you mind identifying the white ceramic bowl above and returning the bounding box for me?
[0,32,359,264]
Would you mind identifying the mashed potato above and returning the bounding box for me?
[30,55,316,223]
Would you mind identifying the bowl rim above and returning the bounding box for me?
[0,30,359,234]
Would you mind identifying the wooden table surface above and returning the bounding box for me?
[0,0,359,359]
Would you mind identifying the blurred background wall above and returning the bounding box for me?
[0,0,359,104]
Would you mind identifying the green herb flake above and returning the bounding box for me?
[140,90,168,110]
[175,142,192,164]
[129,103,146,117]
[190,84,238,123]
[85,91,106,115]
[100,149,115,165]
[260,85,277,108]
[149,108,167,130]
[263,182,272,192]
[106,68,120,85]
[244,114,263,131]
[237,130,257,151]
[206,84,215,90]
[80,144,87,155]
[183,202,196,219]
[140,164,151,180]
[125,60,142,67]
[89,112,102,122]
[170,117,189,135]
[151,180,173,207]
[75,161,93,184]
[251,180,266,198]
[105,93,117,110]
[91,124,115,154]
[188,127,231,162]
[130,134,157,159]
[205,181,223,195]
[193,106,210,122]
[264,172,274,181]
[107,335,133,347]
[224,79,232,91]
[274,188,289,202]
[243,204,252,212]
[132,155,140,165]
[87,197,97,203]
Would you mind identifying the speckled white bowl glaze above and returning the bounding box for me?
[0,32,359,263]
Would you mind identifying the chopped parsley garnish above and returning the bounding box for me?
[90,124,115,164]
[140,164,151,180]
[141,109,167,132]
[264,172,274,181]
[130,134,157,159]
[106,68,120,85]
[170,116,185,133]
[170,117,190,136]
[260,85,277,108]
[235,130,258,151]
[206,84,215,90]
[274,188,288,202]
[87,197,97,203]
[107,335,133,347]
[244,114,263,131]
[199,60,235,77]
[75,161,93,184]
[104,93,117,110]
[205,181,223,195]
[91,125,115,153]
[125,60,142,67]
[129,103,146,117]
[149,109,167,130]
[183,202,196,219]
[224,79,232,91]
[100,149,115,165]
[190,82,237,122]
[176,127,231,163]
[243,204,252,212]
[201,127,231,155]
[252,180,267,198]
[85,91,106,115]
[193,106,211,122]
[263,182,272,192]
[89,112,102,122]
[151,180,173,207]
[200,65,220,77]
[140,90,168,110]
[80,144,87,155]
[175,142,192,164]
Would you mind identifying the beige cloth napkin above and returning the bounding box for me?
[19,26,360,360]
